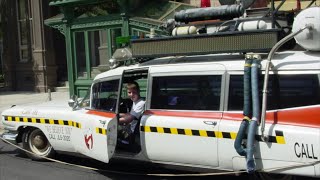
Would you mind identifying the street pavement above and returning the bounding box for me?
[0,91,70,134]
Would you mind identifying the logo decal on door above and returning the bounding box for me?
[84,128,94,149]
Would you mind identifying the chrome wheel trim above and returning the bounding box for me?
[28,129,52,156]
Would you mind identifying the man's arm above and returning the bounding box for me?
[119,113,135,124]
[119,99,145,125]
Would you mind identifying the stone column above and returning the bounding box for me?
[30,0,57,92]
[97,30,110,73]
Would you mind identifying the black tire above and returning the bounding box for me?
[22,128,55,161]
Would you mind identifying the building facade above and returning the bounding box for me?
[1,0,65,92]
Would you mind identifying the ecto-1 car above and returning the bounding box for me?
[1,6,320,179]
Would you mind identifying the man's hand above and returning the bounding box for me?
[119,113,135,125]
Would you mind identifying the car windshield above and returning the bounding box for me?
[91,79,120,112]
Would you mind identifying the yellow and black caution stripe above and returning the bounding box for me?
[96,127,107,135]
[140,126,286,144]
[4,116,81,129]
[268,130,286,144]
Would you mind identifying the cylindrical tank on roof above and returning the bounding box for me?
[237,20,267,31]
[172,26,197,36]
[292,6,320,51]
[174,5,244,23]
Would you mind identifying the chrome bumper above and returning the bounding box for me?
[0,130,18,144]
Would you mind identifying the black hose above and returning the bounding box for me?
[246,59,260,173]
[234,59,252,156]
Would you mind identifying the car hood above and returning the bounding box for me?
[1,100,73,118]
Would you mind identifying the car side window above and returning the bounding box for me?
[227,74,320,111]
[278,74,320,109]
[227,75,276,111]
[151,75,222,110]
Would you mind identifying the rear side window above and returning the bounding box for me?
[151,75,222,110]
[228,75,277,110]
[278,75,320,109]
[228,74,320,110]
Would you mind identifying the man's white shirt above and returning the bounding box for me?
[129,98,145,132]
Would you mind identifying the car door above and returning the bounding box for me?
[141,63,225,167]
[71,78,120,163]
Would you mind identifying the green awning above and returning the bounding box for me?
[44,13,64,26]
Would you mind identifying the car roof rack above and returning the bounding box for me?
[131,29,280,58]
[129,0,318,59]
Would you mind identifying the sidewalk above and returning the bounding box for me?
[0,91,70,134]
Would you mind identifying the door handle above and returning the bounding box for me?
[203,121,217,126]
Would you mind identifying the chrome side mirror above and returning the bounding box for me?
[68,95,78,110]
[68,99,75,108]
